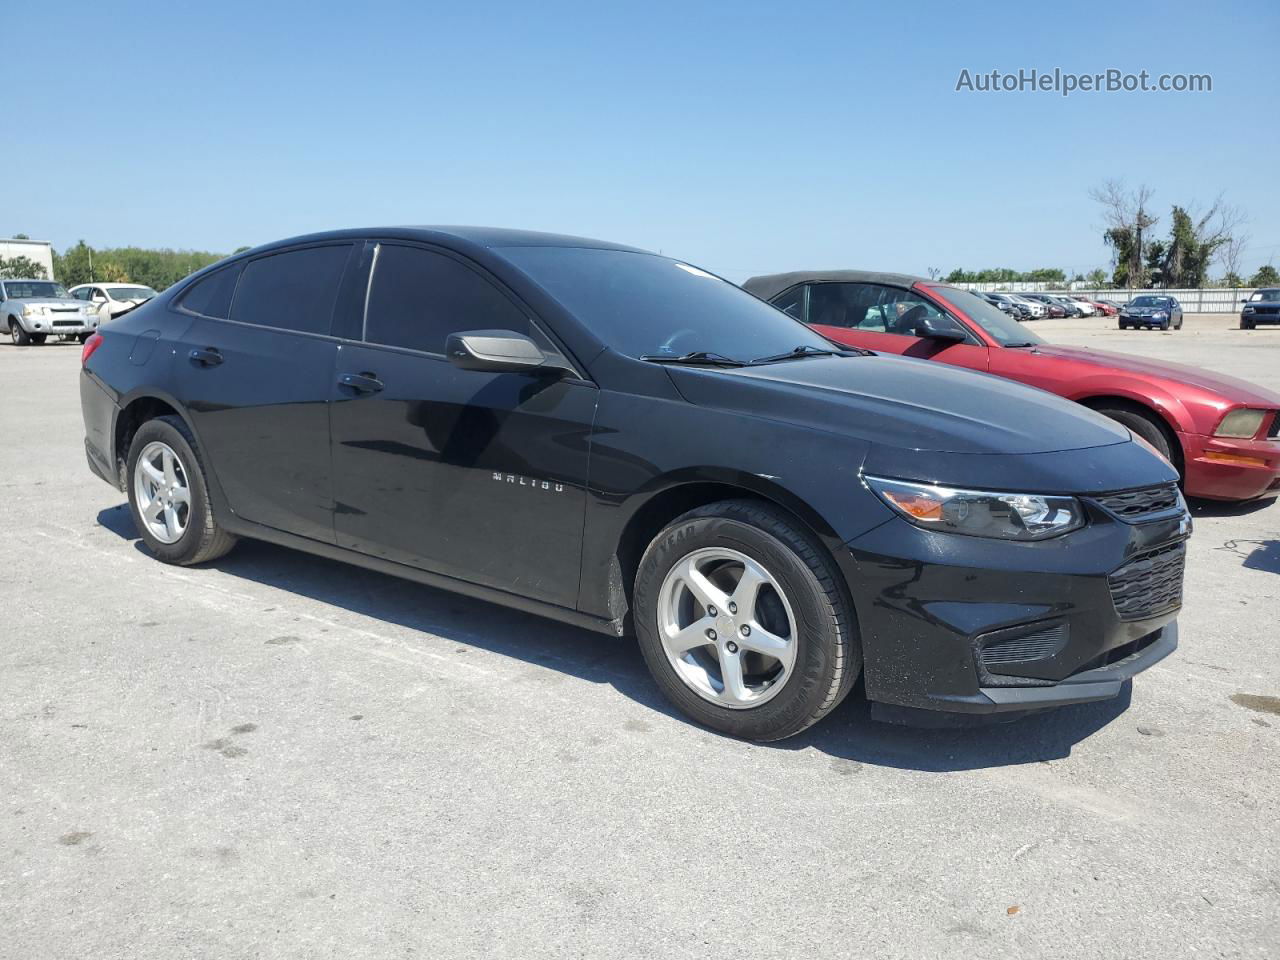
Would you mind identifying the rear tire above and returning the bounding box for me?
[1095,405,1177,469]
[634,499,861,741]
[126,415,237,566]
[9,319,31,346]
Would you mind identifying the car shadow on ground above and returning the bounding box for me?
[1190,497,1276,519]
[99,503,1137,773]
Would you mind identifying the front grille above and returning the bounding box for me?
[52,320,81,327]
[1254,306,1280,316]
[980,623,1068,666]
[1090,483,1181,520]
[1108,542,1186,621]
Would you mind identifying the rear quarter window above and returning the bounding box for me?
[178,264,244,320]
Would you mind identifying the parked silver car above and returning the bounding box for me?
[1,278,100,345]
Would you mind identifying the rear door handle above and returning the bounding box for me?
[338,373,384,395]
[189,347,223,367]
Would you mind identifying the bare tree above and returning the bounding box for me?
[1217,232,1249,284]
[926,266,941,280]
[1090,179,1158,286]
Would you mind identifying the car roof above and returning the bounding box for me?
[2,278,54,283]
[741,270,923,301]
[240,226,650,259]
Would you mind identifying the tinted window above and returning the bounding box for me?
[179,264,243,320]
[230,245,352,334]
[72,288,89,300]
[501,246,830,362]
[806,283,967,340]
[770,285,805,320]
[364,244,528,354]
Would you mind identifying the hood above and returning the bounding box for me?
[665,354,1130,456]
[23,298,86,308]
[1030,345,1280,405]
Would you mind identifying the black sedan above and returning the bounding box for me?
[1240,288,1280,329]
[79,228,1187,740]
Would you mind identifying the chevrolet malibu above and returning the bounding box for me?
[81,228,1187,740]
[745,270,1280,502]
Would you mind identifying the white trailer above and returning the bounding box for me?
[0,238,56,279]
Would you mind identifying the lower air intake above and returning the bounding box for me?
[979,623,1068,667]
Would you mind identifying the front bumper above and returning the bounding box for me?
[1180,431,1280,501]
[18,314,97,335]
[840,504,1187,717]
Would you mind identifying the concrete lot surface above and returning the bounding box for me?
[2,316,1278,959]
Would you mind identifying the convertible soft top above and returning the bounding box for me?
[742,270,927,302]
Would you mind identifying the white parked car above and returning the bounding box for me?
[69,282,159,321]
[1069,296,1097,317]
[1003,294,1046,318]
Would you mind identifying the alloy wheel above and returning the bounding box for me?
[134,440,192,544]
[656,547,798,709]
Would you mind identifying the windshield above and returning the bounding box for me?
[2,281,69,299]
[499,246,832,361]
[106,285,157,300]
[931,286,1045,347]
[1130,296,1173,307]
[1249,289,1280,302]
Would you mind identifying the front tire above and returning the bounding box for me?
[1095,404,1177,469]
[9,319,31,346]
[126,415,237,565]
[634,500,861,741]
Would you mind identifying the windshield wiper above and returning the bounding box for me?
[750,344,861,365]
[1004,341,1038,348]
[639,351,745,367]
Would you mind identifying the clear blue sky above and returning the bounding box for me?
[10,0,1279,281]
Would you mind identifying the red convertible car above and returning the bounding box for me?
[743,271,1280,502]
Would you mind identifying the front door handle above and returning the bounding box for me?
[189,347,223,367]
[338,372,384,395]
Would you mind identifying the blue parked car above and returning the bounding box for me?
[1118,295,1183,331]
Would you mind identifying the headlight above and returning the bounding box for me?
[22,304,47,316]
[1243,306,1255,314]
[1152,311,1168,319]
[865,476,1085,541]
[1215,409,1267,439]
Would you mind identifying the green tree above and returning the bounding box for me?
[0,255,48,279]
[1250,265,1280,287]
[1220,272,1245,288]
[1086,268,1109,287]
[1025,268,1066,283]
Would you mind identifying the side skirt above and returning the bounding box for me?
[219,514,627,639]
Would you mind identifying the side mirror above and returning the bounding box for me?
[446,330,562,374]
[917,315,968,343]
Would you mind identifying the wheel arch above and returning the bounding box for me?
[1075,393,1185,474]
[605,472,852,631]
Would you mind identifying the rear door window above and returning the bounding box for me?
[230,245,353,335]
[179,264,244,320]
[363,244,529,355]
